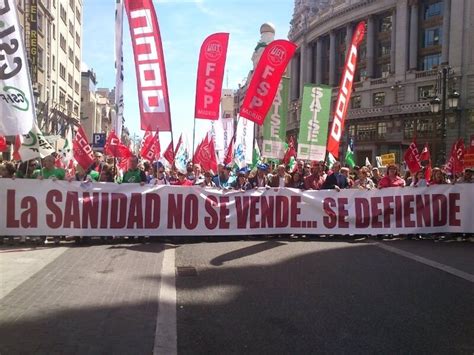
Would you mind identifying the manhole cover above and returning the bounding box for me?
[176,266,198,277]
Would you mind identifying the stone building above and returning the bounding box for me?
[288,0,474,166]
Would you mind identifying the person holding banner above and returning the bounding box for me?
[15,160,38,179]
[321,162,348,191]
[122,156,146,184]
[352,166,375,190]
[270,165,292,188]
[86,152,107,177]
[213,165,235,189]
[201,170,216,188]
[290,172,305,190]
[378,164,405,189]
[304,163,325,190]
[232,170,253,191]
[32,155,65,180]
[457,168,473,183]
[249,164,270,188]
[149,161,169,185]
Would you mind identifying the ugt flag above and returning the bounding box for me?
[195,33,229,120]
[0,3,35,135]
[125,0,171,131]
[239,40,297,125]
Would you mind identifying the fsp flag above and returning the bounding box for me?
[195,33,229,120]
[0,1,35,135]
[18,122,55,161]
[262,77,289,159]
[125,0,171,131]
[297,85,332,161]
[114,0,125,138]
[327,21,365,158]
[239,40,297,125]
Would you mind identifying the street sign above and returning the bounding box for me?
[92,133,106,148]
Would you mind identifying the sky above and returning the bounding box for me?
[82,0,294,148]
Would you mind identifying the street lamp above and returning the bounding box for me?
[429,66,460,166]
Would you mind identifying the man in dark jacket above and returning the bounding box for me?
[321,161,348,191]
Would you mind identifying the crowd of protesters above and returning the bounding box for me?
[0,152,472,245]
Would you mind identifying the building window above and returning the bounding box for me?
[378,42,391,56]
[75,32,81,47]
[378,15,392,32]
[68,47,74,63]
[423,1,443,20]
[60,4,67,24]
[351,95,361,109]
[37,11,43,33]
[75,81,80,94]
[75,56,80,70]
[52,55,56,70]
[76,7,81,23]
[373,92,385,106]
[59,64,66,79]
[69,20,74,36]
[69,0,74,10]
[417,118,434,137]
[60,34,66,52]
[74,104,79,116]
[348,125,355,138]
[68,74,73,88]
[418,85,435,101]
[422,27,442,48]
[420,53,441,71]
[404,119,415,139]
[356,123,377,141]
[37,46,44,70]
[377,122,387,138]
[59,91,66,106]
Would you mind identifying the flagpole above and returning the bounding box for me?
[192,118,196,164]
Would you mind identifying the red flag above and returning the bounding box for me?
[0,135,7,152]
[239,40,297,125]
[195,133,217,172]
[223,136,235,165]
[163,134,182,164]
[282,136,297,165]
[118,157,129,172]
[446,139,465,175]
[13,135,21,161]
[403,141,422,173]
[140,128,153,157]
[193,138,204,164]
[419,144,432,181]
[195,33,229,120]
[73,126,95,169]
[104,131,132,158]
[327,21,365,158]
[142,130,161,161]
[125,0,171,131]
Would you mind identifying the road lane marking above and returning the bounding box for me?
[375,243,474,283]
[153,245,177,355]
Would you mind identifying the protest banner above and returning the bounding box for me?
[380,153,396,166]
[1,180,472,236]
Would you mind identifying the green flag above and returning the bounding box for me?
[252,138,262,168]
[297,84,332,161]
[345,138,355,168]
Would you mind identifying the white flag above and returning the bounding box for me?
[114,0,124,138]
[0,3,35,135]
[59,126,73,166]
[19,122,55,161]
[234,116,254,168]
[365,157,372,167]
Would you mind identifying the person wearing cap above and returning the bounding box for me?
[232,170,253,191]
[249,163,270,188]
[457,168,473,183]
[378,164,405,188]
[86,151,107,177]
[212,165,235,189]
[304,163,325,190]
[149,161,169,185]
[270,164,291,187]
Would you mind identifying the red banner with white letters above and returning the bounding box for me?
[124,0,171,131]
[104,131,132,159]
[404,141,422,173]
[195,33,229,120]
[327,21,365,158]
[72,126,94,169]
[239,40,297,125]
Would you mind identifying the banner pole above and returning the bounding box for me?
[192,118,196,164]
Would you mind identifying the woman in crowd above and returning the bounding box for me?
[201,170,216,188]
[429,168,447,185]
[15,160,38,179]
[352,166,375,190]
[0,162,16,178]
[378,164,405,188]
[410,169,428,187]
[232,171,253,191]
[149,161,169,185]
[290,171,305,189]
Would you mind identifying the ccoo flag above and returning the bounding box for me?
[326,21,365,158]
[125,0,171,131]
[239,40,297,125]
[0,2,35,135]
[195,33,229,120]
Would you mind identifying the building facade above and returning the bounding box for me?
[288,0,474,166]
[17,0,83,137]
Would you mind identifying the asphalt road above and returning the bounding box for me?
[0,238,473,354]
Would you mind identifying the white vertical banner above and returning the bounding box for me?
[234,116,254,168]
[114,0,124,138]
[214,117,234,162]
[0,1,35,136]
